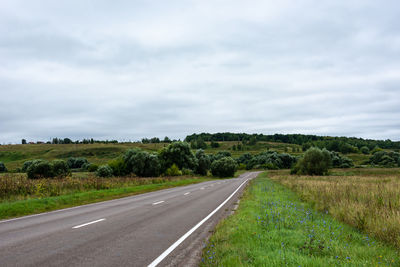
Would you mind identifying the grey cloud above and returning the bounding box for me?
[1,0,400,143]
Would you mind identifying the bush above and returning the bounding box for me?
[82,163,98,172]
[214,151,232,161]
[87,163,99,172]
[211,157,237,177]
[22,160,34,172]
[210,141,220,148]
[124,149,161,177]
[195,149,211,176]
[159,142,197,171]
[360,146,370,154]
[67,157,89,169]
[51,160,70,177]
[27,160,54,179]
[329,151,354,168]
[369,151,400,167]
[166,164,182,176]
[95,165,113,177]
[108,157,128,176]
[0,162,7,173]
[291,147,331,175]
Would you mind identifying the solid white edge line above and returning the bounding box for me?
[147,178,249,267]
[72,218,105,229]
[152,201,165,205]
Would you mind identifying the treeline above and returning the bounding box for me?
[185,133,400,152]
[21,138,119,145]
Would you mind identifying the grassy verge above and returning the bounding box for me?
[269,168,400,248]
[201,172,399,266]
[0,177,211,220]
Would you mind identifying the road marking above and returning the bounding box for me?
[210,184,214,187]
[200,187,205,190]
[184,192,190,196]
[72,218,105,229]
[152,201,165,205]
[148,178,249,267]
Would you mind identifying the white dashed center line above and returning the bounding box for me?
[184,192,190,196]
[200,187,205,190]
[72,218,105,229]
[152,201,165,205]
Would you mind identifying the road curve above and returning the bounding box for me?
[0,172,260,267]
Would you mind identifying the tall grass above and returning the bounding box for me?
[201,173,399,266]
[269,168,400,248]
[0,173,199,201]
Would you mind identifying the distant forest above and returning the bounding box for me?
[185,133,400,152]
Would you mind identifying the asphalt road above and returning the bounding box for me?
[0,172,260,267]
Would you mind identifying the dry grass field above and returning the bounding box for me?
[268,168,400,248]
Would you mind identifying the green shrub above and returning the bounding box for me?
[360,146,370,154]
[51,160,70,177]
[0,162,7,173]
[291,147,331,175]
[95,165,113,177]
[210,141,220,148]
[67,157,89,169]
[211,157,237,177]
[27,160,54,179]
[166,164,182,176]
[87,163,99,172]
[22,160,34,172]
[124,149,161,177]
[159,142,197,171]
[195,149,211,176]
[237,163,246,170]
[108,157,128,176]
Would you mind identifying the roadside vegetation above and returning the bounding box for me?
[201,172,399,266]
[270,168,400,249]
[0,174,212,219]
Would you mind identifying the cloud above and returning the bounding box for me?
[0,0,400,143]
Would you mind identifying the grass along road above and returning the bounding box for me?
[269,168,400,248]
[0,177,213,220]
[201,172,399,266]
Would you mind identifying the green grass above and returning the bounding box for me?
[201,172,399,266]
[0,177,212,220]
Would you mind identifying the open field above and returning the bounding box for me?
[269,168,400,249]
[201,172,399,266]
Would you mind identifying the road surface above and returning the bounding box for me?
[0,172,260,266]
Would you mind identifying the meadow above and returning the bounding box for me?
[0,174,212,219]
[269,168,400,249]
[201,172,400,266]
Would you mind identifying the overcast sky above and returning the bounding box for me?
[1,0,400,143]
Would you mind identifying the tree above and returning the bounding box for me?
[96,165,113,177]
[163,136,172,143]
[291,147,331,175]
[211,157,237,177]
[26,160,54,179]
[52,160,70,177]
[124,149,161,177]
[195,149,211,175]
[210,141,220,148]
[22,139,27,144]
[0,162,7,173]
[360,146,370,154]
[159,142,197,171]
